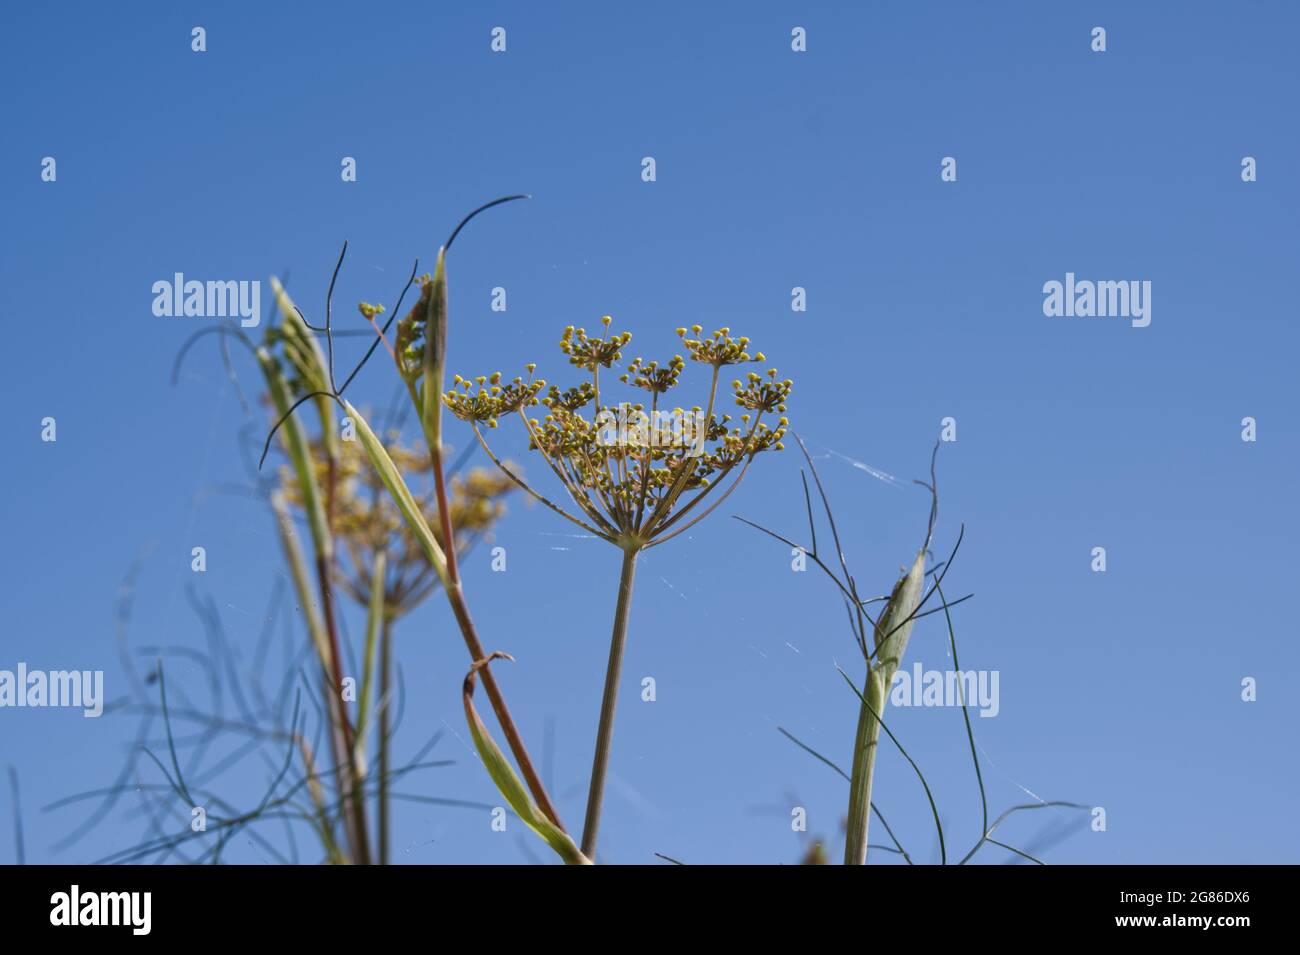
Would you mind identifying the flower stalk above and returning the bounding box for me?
[447,318,792,857]
[580,545,639,857]
[844,667,887,865]
[377,614,394,866]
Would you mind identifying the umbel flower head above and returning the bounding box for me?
[443,317,791,551]
[281,431,515,618]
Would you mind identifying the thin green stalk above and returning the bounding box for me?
[378,616,393,866]
[844,668,886,865]
[315,392,371,863]
[580,546,639,858]
[316,554,372,866]
[839,665,946,864]
[354,551,387,776]
[270,493,331,675]
[295,732,346,865]
[270,491,356,863]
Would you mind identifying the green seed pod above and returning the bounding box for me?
[873,550,927,686]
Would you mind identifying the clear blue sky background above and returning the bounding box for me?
[2,1,1297,865]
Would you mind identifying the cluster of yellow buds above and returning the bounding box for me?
[441,316,791,550]
[560,316,632,371]
[443,372,546,429]
[732,369,793,416]
[623,354,685,394]
[676,325,765,367]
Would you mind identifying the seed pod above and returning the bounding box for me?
[270,277,339,461]
[421,249,448,450]
[873,549,926,686]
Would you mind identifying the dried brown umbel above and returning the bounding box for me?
[283,434,515,620]
[279,428,517,863]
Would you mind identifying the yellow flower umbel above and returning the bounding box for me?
[444,316,792,859]
[443,318,790,552]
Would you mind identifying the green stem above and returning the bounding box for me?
[317,554,372,866]
[580,547,639,858]
[378,616,393,866]
[355,552,386,773]
[844,667,886,865]
[446,580,567,829]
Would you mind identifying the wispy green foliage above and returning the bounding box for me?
[742,438,1087,865]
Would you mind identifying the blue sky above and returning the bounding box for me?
[2,1,1297,864]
